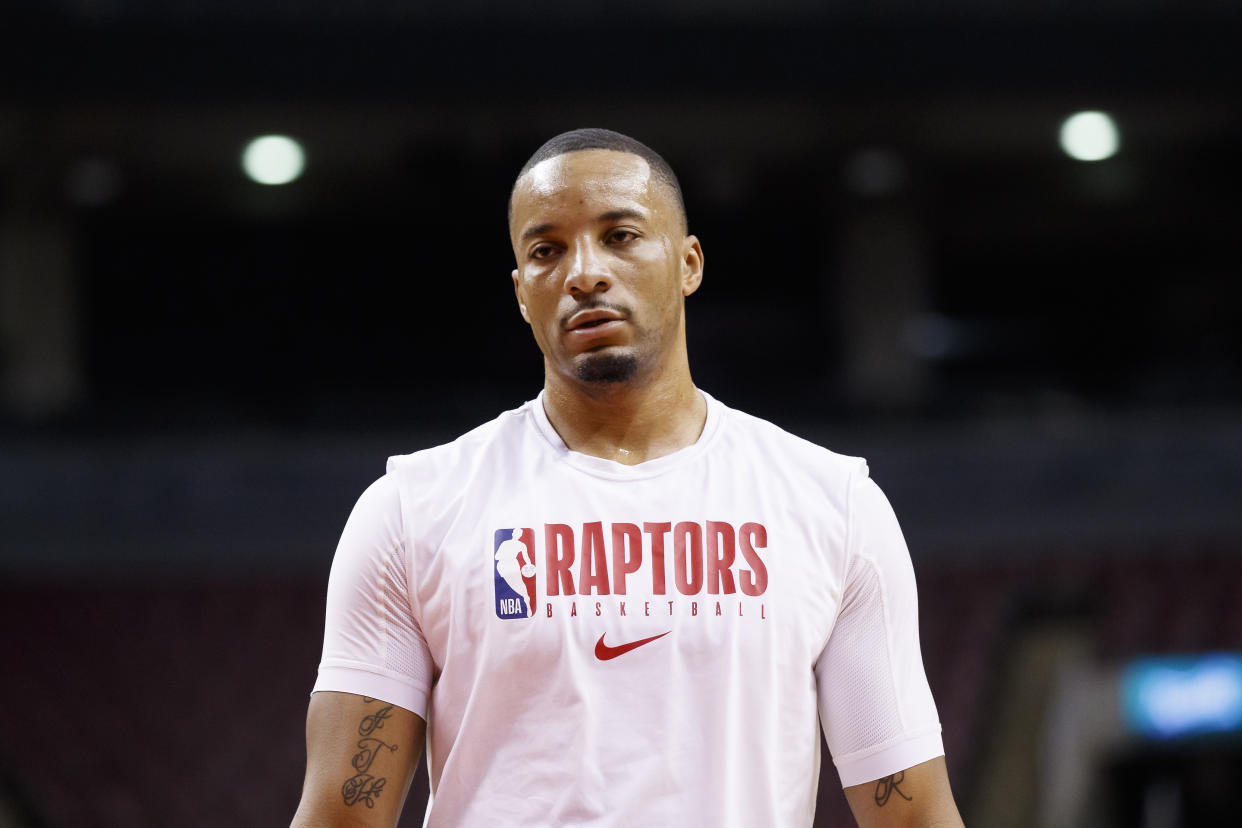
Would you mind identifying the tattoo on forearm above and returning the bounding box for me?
[341,698,400,808]
[874,772,912,807]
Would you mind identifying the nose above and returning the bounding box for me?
[563,238,611,296]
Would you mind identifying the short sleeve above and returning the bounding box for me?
[312,474,434,719]
[814,468,944,787]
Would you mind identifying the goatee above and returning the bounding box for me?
[576,353,639,384]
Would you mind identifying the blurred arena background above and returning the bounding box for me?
[2,1,1241,826]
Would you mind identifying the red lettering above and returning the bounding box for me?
[611,522,642,594]
[673,521,704,595]
[595,601,602,616]
[691,601,698,616]
[761,604,766,619]
[738,602,743,616]
[570,602,578,617]
[705,520,737,595]
[715,602,723,616]
[578,521,610,595]
[645,601,651,616]
[619,601,627,616]
[738,522,769,596]
[643,522,670,595]
[667,601,674,614]
[544,524,576,596]
[546,603,553,617]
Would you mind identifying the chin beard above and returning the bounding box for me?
[575,352,639,384]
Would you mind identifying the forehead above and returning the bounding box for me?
[510,150,670,237]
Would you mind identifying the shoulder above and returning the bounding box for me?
[386,398,537,479]
[380,399,542,532]
[713,395,870,490]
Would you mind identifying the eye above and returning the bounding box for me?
[529,243,558,261]
[607,228,638,245]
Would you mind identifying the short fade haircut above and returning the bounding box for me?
[509,128,688,232]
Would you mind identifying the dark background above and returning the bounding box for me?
[1,2,1240,826]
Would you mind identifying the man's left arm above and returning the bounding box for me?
[818,467,963,827]
[843,756,964,828]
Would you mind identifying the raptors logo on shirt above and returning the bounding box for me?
[493,521,770,621]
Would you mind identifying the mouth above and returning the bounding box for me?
[566,308,627,331]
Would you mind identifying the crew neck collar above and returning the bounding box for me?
[529,388,723,480]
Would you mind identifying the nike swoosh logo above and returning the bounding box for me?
[594,631,670,661]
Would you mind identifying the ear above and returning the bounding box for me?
[680,235,704,297]
[512,268,530,323]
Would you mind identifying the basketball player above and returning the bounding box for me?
[291,129,964,827]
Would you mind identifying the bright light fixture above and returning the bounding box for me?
[1059,111,1120,162]
[242,135,306,185]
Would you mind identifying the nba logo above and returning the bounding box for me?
[493,528,537,620]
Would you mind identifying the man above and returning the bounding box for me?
[291,128,963,827]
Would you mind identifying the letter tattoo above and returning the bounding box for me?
[874,772,912,807]
[352,737,398,774]
[342,774,387,807]
[341,698,399,808]
[359,704,394,737]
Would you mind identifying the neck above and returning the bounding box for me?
[541,359,706,466]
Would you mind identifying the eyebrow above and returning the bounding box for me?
[599,208,645,223]
[520,223,556,243]
[519,208,648,243]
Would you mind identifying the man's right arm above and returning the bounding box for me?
[290,691,425,828]
[294,472,434,827]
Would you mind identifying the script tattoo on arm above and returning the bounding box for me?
[874,772,912,807]
[341,697,400,808]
